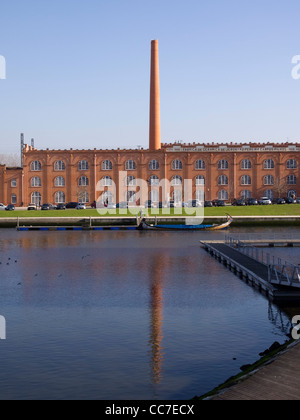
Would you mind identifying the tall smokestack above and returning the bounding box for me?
[149,40,161,151]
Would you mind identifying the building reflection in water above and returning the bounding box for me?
[148,254,165,385]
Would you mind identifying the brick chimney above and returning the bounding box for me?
[149,40,161,151]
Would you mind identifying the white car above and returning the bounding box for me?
[259,197,272,205]
[76,203,86,210]
[0,203,7,211]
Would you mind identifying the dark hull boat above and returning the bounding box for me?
[137,215,233,231]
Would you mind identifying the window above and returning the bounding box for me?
[264,175,274,185]
[195,160,206,170]
[241,190,252,199]
[125,160,136,170]
[149,175,159,186]
[11,194,17,204]
[171,175,182,186]
[31,192,42,206]
[78,160,89,171]
[54,176,65,187]
[102,160,113,170]
[287,174,297,185]
[55,191,65,204]
[287,159,297,169]
[127,191,136,203]
[172,160,183,170]
[264,189,274,199]
[79,176,89,186]
[172,190,182,203]
[241,175,251,185]
[218,160,229,170]
[264,159,274,169]
[126,175,136,186]
[100,191,114,204]
[11,179,17,188]
[149,190,159,202]
[79,191,89,203]
[241,159,252,170]
[218,175,228,185]
[31,176,41,187]
[149,160,159,170]
[195,175,205,185]
[102,176,113,186]
[219,190,228,200]
[54,161,65,171]
[31,161,42,171]
[288,190,297,198]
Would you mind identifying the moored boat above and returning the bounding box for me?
[137,215,233,231]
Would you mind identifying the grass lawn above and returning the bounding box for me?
[0,204,300,218]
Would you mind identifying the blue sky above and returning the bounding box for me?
[1,0,300,155]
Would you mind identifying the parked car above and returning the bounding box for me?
[5,204,15,211]
[285,197,297,204]
[258,197,272,205]
[232,199,246,206]
[27,203,37,210]
[66,202,79,209]
[91,201,97,209]
[76,203,86,210]
[204,200,213,207]
[56,203,66,210]
[0,203,7,211]
[272,198,286,205]
[116,202,129,209]
[41,203,57,210]
[245,198,258,205]
[186,200,203,208]
[297,198,300,204]
[212,200,226,207]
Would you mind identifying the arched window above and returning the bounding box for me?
[264,159,275,169]
[31,161,42,171]
[79,176,89,186]
[11,179,17,188]
[218,175,228,185]
[171,175,182,185]
[125,160,136,170]
[31,192,42,206]
[241,175,251,185]
[264,175,274,185]
[126,175,136,186]
[195,160,206,170]
[264,189,274,199]
[55,191,65,204]
[172,160,183,170]
[149,175,159,186]
[218,160,229,170]
[79,191,89,203]
[127,191,136,203]
[78,160,89,171]
[241,159,252,170]
[288,190,297,198]
[241,190,252,199]
[149,160,159,170]
[219,190,228,200]
[102,160,113,170]
[11,194,17,204]
[54,161,65,171]
[54,176,65,187]
[195,175,205,185]
[102,176,113,186]
[287,159,297,169]
[31,176,41,187]
[287,174,297,185]
[100,191,114,204]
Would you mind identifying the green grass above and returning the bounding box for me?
[0,204,300,218]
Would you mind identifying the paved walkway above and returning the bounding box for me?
[211,341,300,400]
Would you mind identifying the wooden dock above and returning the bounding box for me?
[201,242,300,302]
[210,341,300,400]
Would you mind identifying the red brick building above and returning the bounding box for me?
[0,41,299,207]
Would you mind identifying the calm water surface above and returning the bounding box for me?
[0,226,298,400]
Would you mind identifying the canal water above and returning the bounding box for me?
[0,227,298,400]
